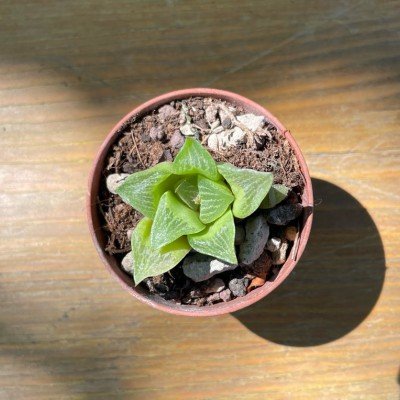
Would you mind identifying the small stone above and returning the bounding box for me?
[237,113,265,132]
[106,173,129,194]
[221,117,232,129]
[239,215,270,265]
[150,141,164,165]
[218,107,230,123]
[205,105,218,124]
[121,252,133,273]
[252,250,273,279]
[213,125,224,134]
[170,130,185,148]
[207,292,221,303]
[219,136,228,150]
[254,134,266,149]
[127,228,133,240]
[179,111,186,125]
[285,226,298,241]
[158,104,177,122]
[267,203,303,225]
[218,127,246,150]
[122,163,135,174]
[207,133,219,151]
[162,149,173,161]
[189,289,203,298]
[247,276,266,293]
[266,237,281,252]
[196,119,209,130]
[180,123,196,136]
[219,288,232,302]
[210,120,220,130]
[229,278,247,297]
[182,254,237,282]
[143,278,155,292]
[227,126,246,146]
[149,126,165,141]
[205,278,225,294]
[272,240,289,265]
[234,225,245,245]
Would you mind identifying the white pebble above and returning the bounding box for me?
[267,237,281,252]
[205,105,218,124]
[213,126,224,134]
[127,229,133,241]
[237,113,265,132]
[272,240,289,265]
[121,252,133,273]
[205,278,225,294]
[106,173,129,194]
[210,120,220,130]
[207,133,219,151]
[180,124,196,136]
[227,126,246,146]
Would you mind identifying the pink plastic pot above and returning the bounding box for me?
[87,88,313,317]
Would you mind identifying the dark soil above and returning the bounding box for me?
[98,96,305,306]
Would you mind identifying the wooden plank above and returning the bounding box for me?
[0,1,399,399]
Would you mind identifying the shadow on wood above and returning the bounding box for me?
[234,178,386,346]
[0,306,132,399]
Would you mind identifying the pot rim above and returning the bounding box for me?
[86,88,313,317]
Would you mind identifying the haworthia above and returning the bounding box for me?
[259,184,289,209]
[150,191,205,249]
[198,176,234,224]
[217,163,273,219]
[173,137,221,181]
[116,162,174,219]
[131,218,191,285]
[174,176,200,210]
[188,208,237,264]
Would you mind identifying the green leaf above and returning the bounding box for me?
[116,162,174,219]
[173,137,220,181]
[259,184,289,209]
[188,209,237,264]
[131,218,191,285]
[217,163,273,219]
[198,176,234,224]
[150,191,205,249]
[174,176,199,210]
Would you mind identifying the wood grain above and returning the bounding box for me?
[0,1,399,399]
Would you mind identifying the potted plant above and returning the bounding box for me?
[87,88,313,316]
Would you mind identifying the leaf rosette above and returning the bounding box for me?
[116,137,288,284]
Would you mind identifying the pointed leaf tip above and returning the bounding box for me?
[174,176,199,210]
[188,208,237,264]
[217,163,273,219]
[150,191,205,249]
[198,176,234,224]
[131,218,191,285]
[116,162,174,219]
[260,184,289,209]
[173,137,220,181]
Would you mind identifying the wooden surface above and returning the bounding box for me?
[0,1,399,399]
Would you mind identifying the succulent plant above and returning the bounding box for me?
[116,137,288,284]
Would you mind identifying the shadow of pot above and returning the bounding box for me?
[86,88,313,316]
[234,178,386,345]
